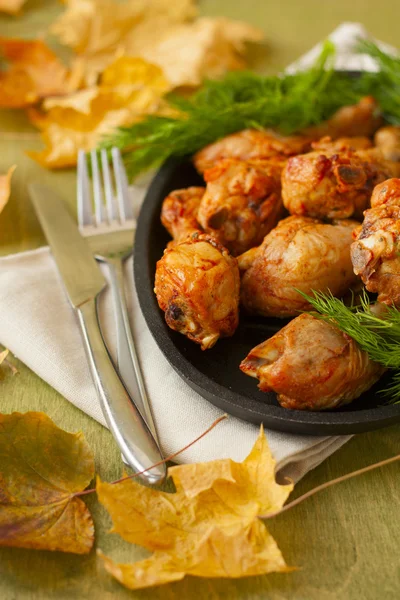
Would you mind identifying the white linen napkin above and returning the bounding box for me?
[0,23,388,482]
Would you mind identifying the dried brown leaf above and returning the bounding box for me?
[97,426,293,590]
[0,412,94,554]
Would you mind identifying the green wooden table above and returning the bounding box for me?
[1,1,400,598]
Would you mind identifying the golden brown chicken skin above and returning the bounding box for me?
[239,216,359,318]
[351,178,400,307]
[197,157,284,256]
[370,177,400,208]
[161,187,204,242]
[240,313,384,410]
[154,233,240,350]
[374,126,400,161]
[193,129,312,174]
[282,147,400,220]
[311,135,373,152]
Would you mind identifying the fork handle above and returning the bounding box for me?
[107,256,160,440]
[76,296,166,484]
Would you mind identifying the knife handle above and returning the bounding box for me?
[106,256,159,439]
[76,297,166,484]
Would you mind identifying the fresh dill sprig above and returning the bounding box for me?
[298,290,400,402]
[356,39,400,124]
[100,41,366,178]
[100,39,400,179]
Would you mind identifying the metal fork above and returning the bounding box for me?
[77,147,165,477]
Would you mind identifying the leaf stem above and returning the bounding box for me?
[74,414,228,497]
[261,453,400,519]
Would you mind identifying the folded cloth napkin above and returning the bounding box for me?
[0,23,388,482]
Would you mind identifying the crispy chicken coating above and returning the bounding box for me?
[351,178,400,306]
[282,147,400,220]
[197,157,284,256]
[239,216,359,318]
[374,126,400,161]
[193,129,312,174]
[240,313,384,410]
[161,187,204,242]
[154,233,240,350]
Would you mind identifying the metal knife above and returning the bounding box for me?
[29,183,166,484]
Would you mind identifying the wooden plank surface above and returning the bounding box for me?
[1,1,400,598]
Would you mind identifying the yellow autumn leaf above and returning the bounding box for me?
[0,166,16,214]
[0,38,70,108]
[28,57,170,169]
[97,426,293,590]
[0,0,26,15]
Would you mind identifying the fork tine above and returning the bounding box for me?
[90,150,106,225]
[101,149,117,223]
[112,147,133,222]
[77,150,92,227]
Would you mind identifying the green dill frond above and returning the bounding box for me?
[100,39,400,180]
[100,41,371,179]
[357,39,400,125]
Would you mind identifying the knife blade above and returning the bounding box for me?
[29,183,166,484]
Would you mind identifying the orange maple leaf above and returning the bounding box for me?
[0,38,71,108]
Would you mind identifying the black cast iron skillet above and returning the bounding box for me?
[134,157,400,435]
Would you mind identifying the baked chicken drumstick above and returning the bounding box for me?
[239,216,359,318]
[161,187,204,243]
[282,147,400,220]
[374,126,400,161]
[240,313,384,410]
[197,157,284,256]
[155,233,240,350]
[351,178,400,307]
[193,129,312,174]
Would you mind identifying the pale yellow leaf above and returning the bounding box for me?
[97,426,293,590]
[50,0,142,56]
[133,17,263,87]
[51,0,196,87]
[43,87,99,114]
[51,0,262,88]
[28,57,170,169]
[0,349,9,365]
[27,101,131,169]
[170,424,292,515]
